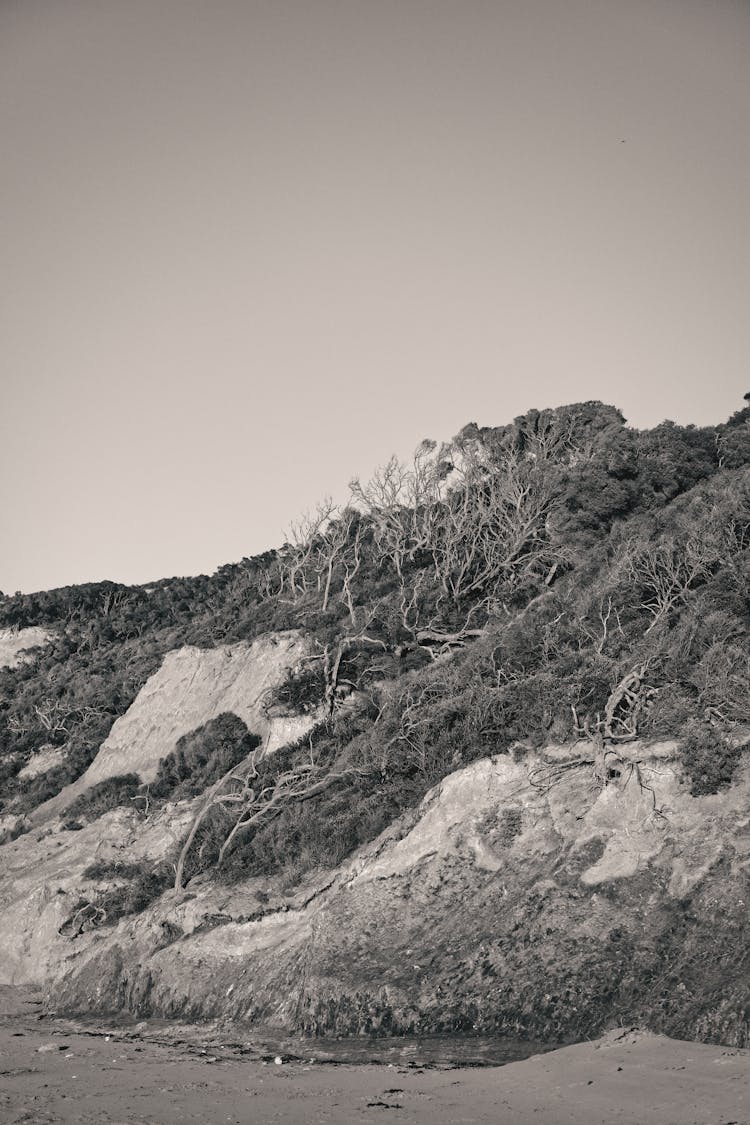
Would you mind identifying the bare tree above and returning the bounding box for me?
[349,441,447,582]
[370,679,451,779]
[312,507,363,614]
[256,558,284,601]
[351,437,560,619]
[317,623,389,719]
[429,445,558,603]
[577,595,624,656]
[278,497,337,599]
[174,739,353,890]
[7,697,94,737]
[627,536,719,633]
[340,518,365,625]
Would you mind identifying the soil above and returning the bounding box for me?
[1,988,748,1125]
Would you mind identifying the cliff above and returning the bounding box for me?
[2,400,749,1051]
[3,730,748,1047]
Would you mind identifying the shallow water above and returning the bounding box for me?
[67,1013,556,1067]
[2,988,556,1069]
[256,1031,557,1067]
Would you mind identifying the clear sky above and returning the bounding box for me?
[2,0,749,594]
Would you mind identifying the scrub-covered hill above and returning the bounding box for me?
[1,398,749,1046]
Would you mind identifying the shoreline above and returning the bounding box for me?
[2,988,748,1124]
[0,985,565,1070]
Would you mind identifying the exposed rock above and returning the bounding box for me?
[0,626,52,668]
[30,631,317,823]
[0,802,195,985]
[5,739,747,1048]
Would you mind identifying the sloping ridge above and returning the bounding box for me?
[31,631,315,823]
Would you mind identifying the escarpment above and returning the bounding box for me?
[2,399,750,1048]
[3,735,750,1047]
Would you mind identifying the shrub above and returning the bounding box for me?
[678,719,742,796]
[272,663,327,714]
[80,859,174,924]
[641,684,694,739]
[151,712,259,801]
[65,774,142,822]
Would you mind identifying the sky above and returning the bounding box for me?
[1,0,749,594]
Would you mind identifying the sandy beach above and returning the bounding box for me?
[0,989,748,1124]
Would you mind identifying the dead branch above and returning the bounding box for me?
[572,663,655,749]
[175,733,365,888]
[415,626,485,650]
[174,749,264,890]
[627,536,719,633]
[322,631,388,718]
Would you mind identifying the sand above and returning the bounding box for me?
[1,989,748,1124]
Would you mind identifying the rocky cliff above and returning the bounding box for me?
[4,727,749,1048]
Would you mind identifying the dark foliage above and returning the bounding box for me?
[151,713,260,801]
[678,719,743,796]
[77,859,174,925]
[65,774,142,822]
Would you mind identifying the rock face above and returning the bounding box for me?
[0,627,52,669]
[0,804,195,986]
[6,737,749,1048]
[31,632,316,822]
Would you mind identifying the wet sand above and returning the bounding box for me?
[1,989,748,1124]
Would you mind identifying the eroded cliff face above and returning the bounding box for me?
[0,802,195,985]
[0,630,319,980]
[6,737,749,1048]
[31,631,316,823]
[0,627,53,669]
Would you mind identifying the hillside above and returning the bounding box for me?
[1,398,749,1047]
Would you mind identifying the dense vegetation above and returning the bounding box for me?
[2,399,749,895]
